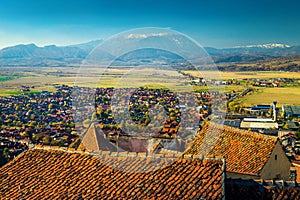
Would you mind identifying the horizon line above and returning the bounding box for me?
[0,40,295,51]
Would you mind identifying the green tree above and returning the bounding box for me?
[48,103,54,111]
[0,149,8,167]
[91,112,97,121]
[296,131,300,141]
[3,148,10,159]
[29,121,37,127]
[283,123,289,130]
[43,135,52,144]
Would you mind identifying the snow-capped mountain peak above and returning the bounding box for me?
[233,43,291,49]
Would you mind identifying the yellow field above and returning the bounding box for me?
[0,68,299,107]
[183,70,300,106]
[241,87,300,106]
[0,68,198,95]
[183,71,300,80]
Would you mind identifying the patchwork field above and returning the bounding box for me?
[0,67,299,106]
[0,67,223,95]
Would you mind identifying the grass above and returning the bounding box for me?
[0,88,23,96]
[0,75,22,82]
[240,87,300,106]
[0,76,12,82]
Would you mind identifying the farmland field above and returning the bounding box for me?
[0,67,299,106]
[239,87,300,106]
[0,76,13,82]
[0,67,224,95]
[183,70,300,80]
[0,67,189,95]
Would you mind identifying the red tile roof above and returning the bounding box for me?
[185,122,278,175]
[0,149,225,199]
[291,164,300,183]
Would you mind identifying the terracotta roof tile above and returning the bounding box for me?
[0,149,225,199]
[185,122,277,175]
[291,165,300,183]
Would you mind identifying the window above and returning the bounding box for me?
[275,154,277,160]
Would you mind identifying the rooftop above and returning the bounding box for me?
[283,106,300,115]
[0,149,225,199]
[185,122,278,175]
[240,121,278,129]
[243,118,274,122]
[80,123,122,152]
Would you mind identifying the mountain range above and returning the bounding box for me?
[1,39,300,66]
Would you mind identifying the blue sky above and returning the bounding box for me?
[0,0,299,48]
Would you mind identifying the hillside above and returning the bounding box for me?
[0,40,300,70]
[217,55,300,72]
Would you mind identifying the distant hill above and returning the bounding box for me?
[205,44,300,63]
[0,40,102,66]
[111,48,196,70]
[68,40,103,51]
[0,40,300,68]
[217,55,300,72]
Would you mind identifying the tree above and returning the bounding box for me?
[0,149,8,167]
[48,103,54,111]
[296,131,300,141]
[29,121,37,127]
[30,114,35,120]
[91,112,97,121]
[32,133,43,142]
[3,148,10,160]
[43,135,52,144]
[283,123,289,130]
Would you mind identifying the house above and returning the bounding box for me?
[0,148,225,199]
[292,155,300,183]
[251,104,271,111]
[295,142,300,154]
[185,122,291,180]
[79,123,121,152]
[283,106,300,118]
[280,132,297,148]
[213,119,241,128]
[240,102,278,134]
[240,118,278,135]
[286,121,300,131]
[240,120,278,131]
[80,123,171,153]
